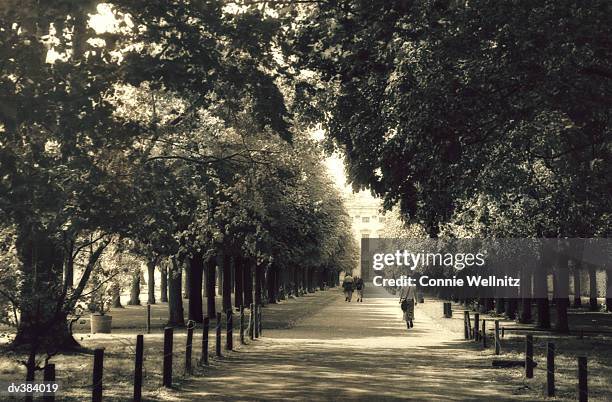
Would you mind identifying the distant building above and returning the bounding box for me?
[343,191,389,278]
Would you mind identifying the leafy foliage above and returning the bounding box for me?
[285,0,611,237]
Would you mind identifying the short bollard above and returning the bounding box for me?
[215,312,222,357]
[162,327,173,388]
[240,306,246,345]
[525,334,534,379]
[226,310,233,351]
[43,364,55,402]
[547,342,555,397]
[201,317,210,366]
[578,356,587,402]
[134,334,144,402]
[92,348,104,402]
[494,320,501,355]
[474,313,480,342]
[185,322,194,374]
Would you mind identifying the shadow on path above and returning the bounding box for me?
[180,289,533,401]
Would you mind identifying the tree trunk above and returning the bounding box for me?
[111,283,123,308]
[302,268,307,294]
[606,265,612,313]
[243,259,253,306]
[519,266,532,323]
[534,262,550,329]
[520,298,532,323]
[474,298,482,312]
[128,267,141,305]
[589,265,598,311]
[63,240,74,290]
[13,230,80,350]
[234,256,244,309]
[222,252,232,312]
[573,261,582,307]
[255,263,263,305]
[205,257,216,318]
[554,252,570,333]
[188,252,204,323]
[293,266,300,297]
[319,267,326,290]
[308,267,315,293]
[167,257,185,327]
[267,265,277,304]
[495,298,505,314]
[183,261,190,299]
[147,258,156,305]
[160,263,168,303]
[506,298,518,319]
[217,263,223,297]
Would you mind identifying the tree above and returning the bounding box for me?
[0,0,294,348]
[284,0,611,329]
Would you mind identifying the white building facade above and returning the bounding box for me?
[343,191,390,278]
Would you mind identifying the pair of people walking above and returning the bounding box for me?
[342,274,364,302]
[399,285,417,329]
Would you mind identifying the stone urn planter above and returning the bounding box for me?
[90,314,112,334]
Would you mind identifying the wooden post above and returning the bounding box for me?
[162,327,173,388]
[43,364,55,402]
[226,309,233,351]
[185,323,194,374]
[474,313,480,342]
[134,334,143,402]
[482,320,487,348]
[464,311,469,340]
[240,306,246,345]
[254,304,260,338]
[201,317,209,366]
[502,326,505,338]
[547,342,555,397]
[578,356,587,402]
[92,348,104,402]
[525,334,534,378]
[249,303,255,340]
[494,320,501,355]
[215,312,222,357]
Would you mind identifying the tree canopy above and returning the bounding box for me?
[286,0,611,237]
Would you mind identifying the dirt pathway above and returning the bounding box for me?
[178,288,533,401]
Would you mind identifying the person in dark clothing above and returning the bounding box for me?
[342,274,354,302]
[355,277,365,302]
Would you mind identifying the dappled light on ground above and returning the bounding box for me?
[181,290,530,401]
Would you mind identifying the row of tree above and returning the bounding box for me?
[285,0,611,332]
[0,0,358,362]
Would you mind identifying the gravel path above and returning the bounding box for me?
[178,287,532,401]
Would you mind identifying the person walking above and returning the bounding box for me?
[342,274,354,302]
[399,285,417,329]
[355,276,365,302]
